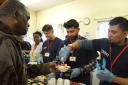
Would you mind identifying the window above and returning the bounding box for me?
[53,24,66,40]
[97,21,109,38]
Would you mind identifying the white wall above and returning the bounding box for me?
[28,9,37,34]
[36,0,128,39]
[25,9,37,44]
[36,0,93,38]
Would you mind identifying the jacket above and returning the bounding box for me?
[0,22,27,85]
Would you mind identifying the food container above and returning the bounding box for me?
[56,64,70,72]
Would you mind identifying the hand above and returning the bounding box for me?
[48,73,56,80]
[68,40,80,50]
[96,68,115,82]
[27,65,41,78]
[49,62,58,73]
[70,68,82,79]
[59,45,70,62]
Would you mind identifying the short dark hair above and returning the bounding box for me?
[33,31,42,37]
[109,17,128,31]
[0,0,27,16]
[64,19,79,29]
[42,24,53,32]
[33,31,43,42]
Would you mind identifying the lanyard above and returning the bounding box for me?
[48,40,53,51]
[109,44,128,71]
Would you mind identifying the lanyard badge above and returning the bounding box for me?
[45,52,50,57]
[69,56,76,62]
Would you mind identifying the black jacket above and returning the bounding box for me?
[0,22,27,85]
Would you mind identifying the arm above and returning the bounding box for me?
[82,59,97,74]
[27,62,51,77]
[113,76,128,85]
[96,67,128,85]
[68,39,93,51]
[70,59,97,79]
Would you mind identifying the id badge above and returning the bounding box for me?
[69,56,76,62]
[45,52,50,57]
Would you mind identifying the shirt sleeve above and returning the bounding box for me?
[92,38,109,51]
[79,39,93,50]
[82,50,98,74]
[79,38,108,51]
[82,59,97,74]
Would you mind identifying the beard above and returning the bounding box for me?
[13,23,28,36]
[14,28,28,36]
[68,34,79,41]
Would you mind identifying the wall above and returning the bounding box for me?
[36,0,128,39]
[28,9,37,34]
[25,9,37,44]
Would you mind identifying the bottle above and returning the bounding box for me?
[48,79,52,85]
[64,79,70,85]
[51,78,56,85]
[57,78,63,85]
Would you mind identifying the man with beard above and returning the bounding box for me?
[59,19,98,85]
[0,0,30,85]
[59,17,128,85]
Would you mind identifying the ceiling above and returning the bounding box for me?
[20,0,75,11]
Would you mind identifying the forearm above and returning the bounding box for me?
[112,76,128,85]
[68,40,80,50]
[27,63,51,76]
[68,39,93,51]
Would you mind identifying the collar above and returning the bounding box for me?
[0,21,19,44]
[0,21,13,35]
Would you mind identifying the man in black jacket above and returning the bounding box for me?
[0,0,30,85]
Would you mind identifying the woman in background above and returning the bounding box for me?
[30,31,43,64]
